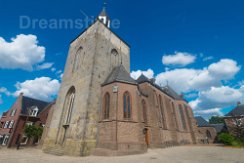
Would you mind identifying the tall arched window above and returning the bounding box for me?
[123,92,131,119]
[72,46,83,73]
[142,100,147,124]
[110,48,119,69]
[179,105,187,130]
[154,92,158,106]
[64,87,75,124]
[103,93,110,119]
[159,95,166,128]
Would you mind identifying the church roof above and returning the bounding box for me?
[211,123,226,133]
[162,86,183,100]
[136,74,151,84]
[21,96,50,115]
[195,116,212,127]
[103,65,137,86]
[225,104,244,117]
[136,74,183,100]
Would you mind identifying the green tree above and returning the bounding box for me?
[209,116,225,124]
[24,125,43,142]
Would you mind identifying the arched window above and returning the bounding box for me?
[159,95,166,128]
[111,49,118,56]
[123,92,131,119]
[72,46,83,73]
[179,105,187,130]
[103,93,110,119]
[154,92,158,106]
[206,130,212,139]
[142,100,147,124]
[110,49,119,69]
[64,87,76,124]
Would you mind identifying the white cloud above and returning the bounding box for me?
[189,85,244,119]
[162,52,196,66]
[197,86,243,109]
[155,59,240,94]
[194,108,223,117]
[51,67,56,72]
[0,34,45,71]
[56,70,62,74]
[131,69,154,80]
[0,87,11,96]
[0,95,2,104]
[14,77,60,101]
[36,62,53,70]
[59,73,64,79]
[203,56,214,62]
[208,59,241,80]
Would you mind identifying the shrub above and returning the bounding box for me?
[218,133,235,145]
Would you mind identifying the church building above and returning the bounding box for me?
[42,5,210,156]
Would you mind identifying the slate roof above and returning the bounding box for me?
[162,86,183,100]
[195,116,212,127]
[136,74,151,84]
[135,74,184,100]
[225,104,244,117]
[211,123,226,133]
[21,96,50,115]
[103,65,137,86]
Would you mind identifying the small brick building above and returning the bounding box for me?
[224,103,244,137]
[195,116,217,144]
[0,93,52,147]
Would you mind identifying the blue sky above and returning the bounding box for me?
[0,0,244,120]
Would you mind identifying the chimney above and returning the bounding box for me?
[19,92,24,96]
[237,101,241,106]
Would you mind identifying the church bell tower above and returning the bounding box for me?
[98,2,111,28]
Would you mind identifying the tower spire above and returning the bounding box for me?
[98,0,111,28]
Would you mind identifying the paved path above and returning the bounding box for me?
[0,145,244,163]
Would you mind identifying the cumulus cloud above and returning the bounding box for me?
[194,86,243,109]
[189,85,244,119]
[14,77,60,101]
[208,59,241,80]
[0,87,11,96]
[36,62,54,70]
[0,34,45,71]
[155,59,240,93]
[194,108,224,117]
[131,69,154,80]
[162,52,196,66]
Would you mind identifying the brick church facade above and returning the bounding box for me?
[42,6,213,156]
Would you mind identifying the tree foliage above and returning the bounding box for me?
[24,125,43,139]
[209,116,225,124]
